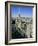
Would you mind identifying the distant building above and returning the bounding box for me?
[15,14,33,38]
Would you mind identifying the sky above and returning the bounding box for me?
[10,5,33,17]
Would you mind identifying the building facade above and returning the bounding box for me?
[15,14,32,38]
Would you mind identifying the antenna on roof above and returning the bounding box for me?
[18,7,21,17]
